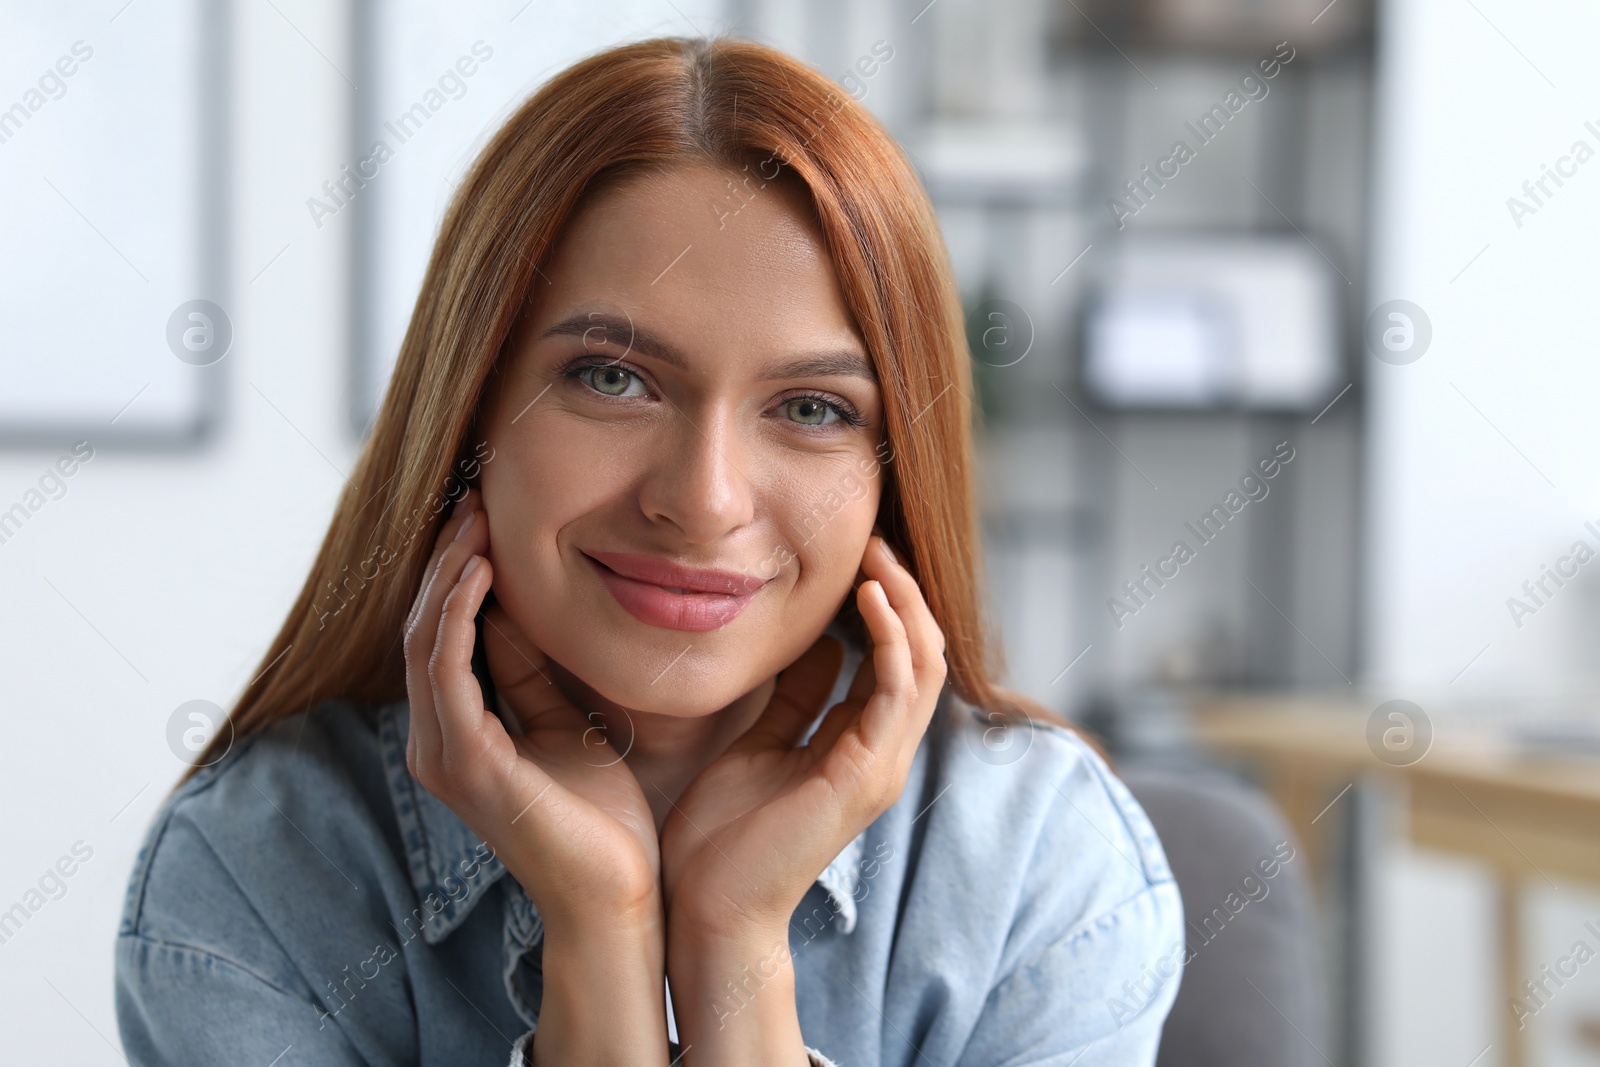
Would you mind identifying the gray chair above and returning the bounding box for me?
[1120,764,1328,1067]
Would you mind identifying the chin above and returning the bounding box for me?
[558,636,763,718]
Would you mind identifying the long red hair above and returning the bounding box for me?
[183,35,1067,783]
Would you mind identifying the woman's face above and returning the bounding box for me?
[479,163,887,717]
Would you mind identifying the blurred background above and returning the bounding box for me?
[3,0,1599,1063]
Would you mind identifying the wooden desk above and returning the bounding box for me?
[1188,693,1600,1067]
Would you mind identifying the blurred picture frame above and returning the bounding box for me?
[0,0,229,449]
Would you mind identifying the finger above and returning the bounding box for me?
[854,578,916,751]
[860,538,947,765]
[843,646,878,705]
[860,535,946,686]
[428,553,498,758]
[405,488,480,634]
[480,602,569,732]
[402,488,477,681]
[806,654,874,753]
[404,493,487,760]
[739,634,844,749]
[407,501,490,658]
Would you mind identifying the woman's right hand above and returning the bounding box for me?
[402,488,661,929]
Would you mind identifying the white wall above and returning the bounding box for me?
[1365,1,1600,1064]
[1365,0,1600,699]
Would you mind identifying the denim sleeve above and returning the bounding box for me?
[953,729,1186,1066]
[115,802,371,1066]
[505,1030,843,1064]
[117,932,369,1066]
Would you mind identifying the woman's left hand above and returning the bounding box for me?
[659,532,947,941]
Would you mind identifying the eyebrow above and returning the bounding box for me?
[538,312,877,383]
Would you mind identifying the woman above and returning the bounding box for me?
[116,36,1182,1067]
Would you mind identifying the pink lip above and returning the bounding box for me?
[582,550,767,632]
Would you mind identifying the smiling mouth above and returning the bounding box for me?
[581,551,763,633]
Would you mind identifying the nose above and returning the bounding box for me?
[637,403,755,544]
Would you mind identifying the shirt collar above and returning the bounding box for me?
[378,700,508,944]
[377,629,871,945]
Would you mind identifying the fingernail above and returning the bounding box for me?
[454,511,476,541]
[879,539,897,564]
[462,556,482,579]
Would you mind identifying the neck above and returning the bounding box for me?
[544,658,777,831]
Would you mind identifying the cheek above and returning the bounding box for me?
[784,474,881,595]
[481,427,624,579]
[479,427,648,678]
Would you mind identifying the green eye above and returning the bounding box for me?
[782,397,840,426]
[581,364,640,397]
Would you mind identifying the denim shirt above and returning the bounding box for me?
[115,643,1182,1066]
